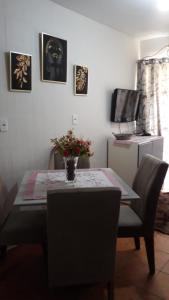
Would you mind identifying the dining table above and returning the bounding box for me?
[14,168,139,207]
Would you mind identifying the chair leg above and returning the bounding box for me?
[134,237,140,250]
[0,245,7,259]
[144,236,155,275]
[107,280,114,300]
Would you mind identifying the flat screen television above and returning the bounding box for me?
[110,88,140,123]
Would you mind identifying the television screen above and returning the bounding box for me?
[110,88,140,123]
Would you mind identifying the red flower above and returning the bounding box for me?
[51,130,93,157]
[63,150,69,157]
[75,147,80,155]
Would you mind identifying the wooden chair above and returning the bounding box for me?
[47,187,121,300]
[118,154,168,274]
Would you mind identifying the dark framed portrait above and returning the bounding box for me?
[41,33,67,83]
[10,51,32,92]
[74,65,88,95]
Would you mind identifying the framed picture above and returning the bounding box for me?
[41,33,67,83]
[74,65,88,95]
[10,51,32,92]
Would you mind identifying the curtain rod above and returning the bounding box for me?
[141,44,169,60]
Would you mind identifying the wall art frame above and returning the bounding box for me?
[10,51,32,92]
[41,32,67,83]
[74,65,88,95]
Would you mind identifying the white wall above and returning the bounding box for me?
[0,0,138,187]
[140,36,169,58]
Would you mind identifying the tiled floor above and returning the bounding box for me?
[0,231,169,300]
[115,232,169,300]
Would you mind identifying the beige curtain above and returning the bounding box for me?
[137,58,169,191]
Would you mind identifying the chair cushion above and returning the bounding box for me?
[118,205,143,237]
[0,207,46,245]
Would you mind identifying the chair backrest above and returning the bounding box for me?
[0,177,18,228]
[0,177,9,227]
[47,187,121,287]
[131,154,168,235]
[48,149,90,170]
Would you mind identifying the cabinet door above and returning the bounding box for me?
[152,138,163,159]
[108,140,138,186]
[138,142,153,166]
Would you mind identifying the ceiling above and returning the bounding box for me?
[52,0,169,39]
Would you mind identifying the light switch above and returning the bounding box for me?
[72,114,78,125]
[0,119,8,132]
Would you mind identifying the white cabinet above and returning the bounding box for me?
[107,136,163,186]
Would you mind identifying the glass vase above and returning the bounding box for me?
[63,156,79,182]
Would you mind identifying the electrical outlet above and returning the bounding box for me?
[72,114,78,125]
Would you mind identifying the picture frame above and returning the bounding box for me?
[10,51,32,92]
[41,32,67,83]
[74,65,88,95]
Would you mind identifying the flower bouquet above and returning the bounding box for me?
[51,130,93,181]
[51,129,93,158]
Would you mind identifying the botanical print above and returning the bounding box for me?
[10,52,32,92]
[41,33,67,83]
[74,65,88,95]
